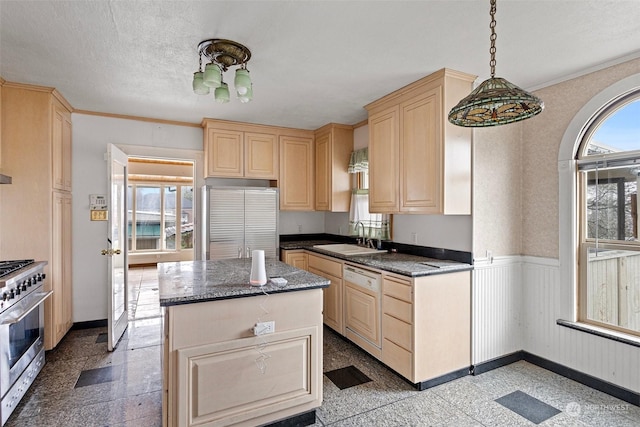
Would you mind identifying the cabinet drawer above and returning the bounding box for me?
[383,338,412,380]
[383,276,412,302]
[382,313,412,351]
[382,295,412,324]
[308,255,342,277]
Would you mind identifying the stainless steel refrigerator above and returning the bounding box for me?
[202,186,279,260]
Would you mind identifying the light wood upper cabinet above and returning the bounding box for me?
[314,123,353,212]
[52,100,72,191]
[368,106,400,213]
[202,120,278,179]
[245,132,278,179]
[401,88,440,212]
[205,127,244,177]
[279,133,314,211]
[366,68,475,215]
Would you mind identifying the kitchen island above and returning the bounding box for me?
[158,259,329,427]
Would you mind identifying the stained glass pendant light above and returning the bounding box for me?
[448,0,543,127]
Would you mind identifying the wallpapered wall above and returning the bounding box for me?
[473,57,640,259]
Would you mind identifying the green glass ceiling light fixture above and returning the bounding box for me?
[192,39,253,104]
[448,0,543,127]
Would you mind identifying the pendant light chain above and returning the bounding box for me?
[489,0,497,78]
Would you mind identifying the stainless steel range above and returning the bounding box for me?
[0,260,50,426]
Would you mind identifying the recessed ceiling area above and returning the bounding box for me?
[2,0,640,130]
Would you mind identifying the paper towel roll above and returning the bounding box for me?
[250,249,267,286]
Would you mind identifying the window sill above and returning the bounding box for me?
[557,319,640,348]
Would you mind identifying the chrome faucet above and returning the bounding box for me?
[355,221,365,245]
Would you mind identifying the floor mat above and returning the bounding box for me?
[495,390,561,424]
[75,366,121,388]
[324,365,372,390]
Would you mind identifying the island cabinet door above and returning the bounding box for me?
[175,326,320,427]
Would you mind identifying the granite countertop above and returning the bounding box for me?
[281,241,472,277]
[158,259,330,307]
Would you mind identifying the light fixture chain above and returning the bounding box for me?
[489,0,497,78]
[198,53,203,72]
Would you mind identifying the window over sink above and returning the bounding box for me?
[348,148,391,240]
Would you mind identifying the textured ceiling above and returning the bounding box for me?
[2,0,640,130]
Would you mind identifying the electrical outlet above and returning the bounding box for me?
[253,321,275,336]
[411,232,418,244]
[297,224,302,233]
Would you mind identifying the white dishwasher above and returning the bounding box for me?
[343,264,382,355]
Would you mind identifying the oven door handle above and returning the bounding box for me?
[0,290,53,325]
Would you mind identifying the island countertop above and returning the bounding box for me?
[158,259,330,306]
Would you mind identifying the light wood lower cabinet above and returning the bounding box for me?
[307,253,344,335]
[381,270,471,384]
[281,249,308,271]
[51,191,73,344]
[163,290,323,427]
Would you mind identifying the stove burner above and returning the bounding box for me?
[0,259,35,278]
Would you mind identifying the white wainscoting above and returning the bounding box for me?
[474,255,640,393]
[472,256,523,364]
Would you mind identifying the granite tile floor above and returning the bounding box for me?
[5,266,640,426]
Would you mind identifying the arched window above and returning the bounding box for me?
[576,93,640,336]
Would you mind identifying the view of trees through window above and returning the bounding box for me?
[586,171,637,241]
[128,184,193,252]
[579,96,640,336]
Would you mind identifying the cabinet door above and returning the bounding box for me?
[176,327,320,427]
[314,131,331,211]
[282,250,308,271]
[205,128,244,177]
[279,135,314,211]
[61,114,72,191]
[62,193,73,333]
[51,191,72,347]
[368,106,399,213]
[245,132,278,179]
[400,87,441,213]
[52,103,70,191]
[309,267,343,334]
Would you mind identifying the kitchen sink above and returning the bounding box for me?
[313,244,387,256]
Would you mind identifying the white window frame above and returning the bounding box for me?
[128,182,193,253]
[558,73,640,338]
